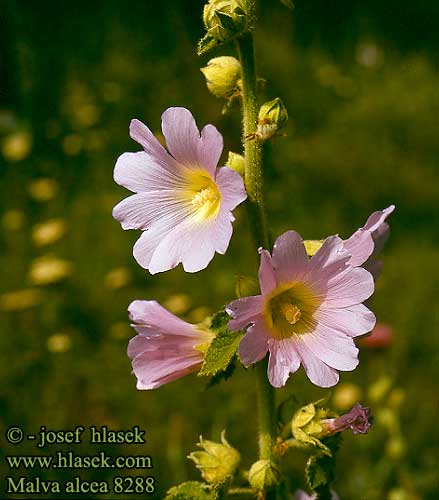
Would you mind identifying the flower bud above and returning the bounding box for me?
[201,57,242,99]
[291,402,330,452]
[203,0,248,42]
[188,431,240,484]
[248,459,280,490]
[226,151,245,176]
[320,403,372,436]
[256,97,288,140]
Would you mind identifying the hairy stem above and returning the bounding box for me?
[237,5,277,498]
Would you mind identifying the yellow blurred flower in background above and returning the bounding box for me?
[28,178,59,202]
[32,219,67,247]
[2,131,32,162]
[0,289,43,312]
[29,256,73,285]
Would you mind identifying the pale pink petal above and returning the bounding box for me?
[226,296,264,330]
[272,230,309,283]
[301,325,359,371]
[315,303,376,337]
[343,229,374,267]
[128,300,196,337]
[114,151,184,194]
[371,222,390,255]
[294,339,340,387]
[267,338,301,387]
[211,207,234,254]
[215,166,247,211]
[363,259,382,280]
[130,119,178,172]
[258,248,277,295]
[308,236,350,284]
[238,320,269,365]
[113,191,180,230]
[147,219,216,274]
[199,124,223,174]
[320,266,374,308]
[363,204,395,233]
[161,107,207,170]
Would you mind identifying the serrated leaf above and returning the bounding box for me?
[197,34,221,56]
[199,312,243,377]
[165,481,215,500]
[205,358,236,389]
[305,455,330,491]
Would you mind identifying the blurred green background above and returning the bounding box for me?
[0,0,438,498]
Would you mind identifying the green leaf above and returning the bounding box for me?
[199,311,243,377]
[165,481,215,500]
[197,34,221,56]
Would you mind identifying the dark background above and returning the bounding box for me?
[0,1,438,498]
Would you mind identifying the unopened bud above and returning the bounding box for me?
[203,0,248,42]
[201,57,242,98]
[256,97,288,140]
[320,403,372,436]
[248,459,280,490]
[188,431,240,484]
[227,151,245,176]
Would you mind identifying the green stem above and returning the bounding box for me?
[237,32,269,250]
[237,6,277,498]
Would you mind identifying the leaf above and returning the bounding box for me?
[205,358,236,389]
[197,34,221,56]
[165,481,215,500]
[199,311,243,377]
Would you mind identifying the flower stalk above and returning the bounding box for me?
[236,2,276,497]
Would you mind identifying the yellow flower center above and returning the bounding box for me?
[263,282,321,339]
[182,170,221,222]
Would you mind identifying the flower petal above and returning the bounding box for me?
[215,166,247,211]
[272,230,309,283]
[198,124,223,175]
[238,320,269,366]
[301,326,359,371]
[128,300,196,337]
[130,119,178,172]
[320,266,375,308]
[258,248,277,295]
[343,229,374,267]
[267,338,301,387]
[226,296,264,330]
[363,204,395,233]
[308,236,350,283]
[161,107,207,170]
[315,303,376,337]
[294,339,340,387]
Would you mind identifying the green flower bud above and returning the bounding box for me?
[257,97,288,140]
[226,151,245,176]
[291,401,332,454]
[188,431,240,484]
[203,0,248,42]
[248,459,280,490]
[201,57,242,99]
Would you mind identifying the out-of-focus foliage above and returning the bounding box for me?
[0,0,438,499]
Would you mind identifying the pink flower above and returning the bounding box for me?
[321,403,372,435]
[294,490,339,500]
[343,205,395,278]
[127,300,214,390]
[226,231,376,388]
[113,107,247,274]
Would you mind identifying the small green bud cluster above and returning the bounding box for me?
[256,97,288,141]
[188,431,241,484]
[203,0,248,42]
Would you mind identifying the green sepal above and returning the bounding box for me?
[197,34,221,56]
[198,311,243,377]
[215,9,245,32]
[165,481,216,500]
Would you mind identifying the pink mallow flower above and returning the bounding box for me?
[113,107,247,274]
[343,205,395,279]
[226,231,376,388]
[127,300,214,390]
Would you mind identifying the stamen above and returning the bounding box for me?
[191,187,219,209]
[280,303,302,325]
